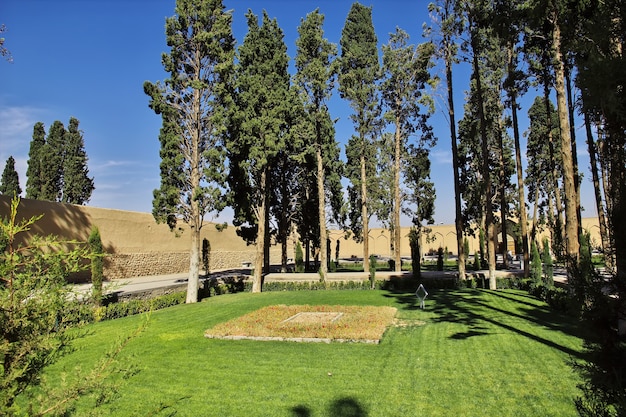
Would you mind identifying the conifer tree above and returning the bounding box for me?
[294,8,342,281]
[0,156,21,197]
[228,10,291,292]
[25,122,46,200]
[144,0,234,303]
[40,120,66,202]
[62,117,94,204]
[338,2,380,273]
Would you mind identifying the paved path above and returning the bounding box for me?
[71,266,570,299]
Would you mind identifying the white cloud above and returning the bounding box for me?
[0,105,44,156]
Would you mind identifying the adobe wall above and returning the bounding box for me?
[0,195,278,280]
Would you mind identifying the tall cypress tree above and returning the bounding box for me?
[0,156,21,197]
[229,10,291,292]
[40,120,66,202]
[294,9,342,281]
[144,0,234,303]
[25,122,46,200]
[62,117,94,204]
[338,2,380,273]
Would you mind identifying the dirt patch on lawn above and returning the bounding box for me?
[204,305,397,344]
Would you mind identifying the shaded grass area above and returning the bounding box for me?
[38,289,586,416]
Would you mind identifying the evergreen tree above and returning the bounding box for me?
[0,156,21,197]
[530,240,542,286]
[62,117,94,204]
[294,8,343,281]
[427,0,466,281]
[380,28,436,272]
[144,0,234,303]
[541,236,554,287]
[25,122,46,200]
[338,2,380,273]
[88,225,104,306]
[229,10,291,292]
[40,120,66,202]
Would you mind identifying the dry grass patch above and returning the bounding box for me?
[204,304,397,343]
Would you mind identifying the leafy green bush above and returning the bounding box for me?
[295,242,305,273]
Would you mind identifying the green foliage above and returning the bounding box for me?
[0,196,90,412]
[62,117,95,204]
[0,156,21,197]
[530,240,542,285]
[369,254,377,288]
[89,226,104,306]
[541,237,554,287]
[202,238,210,277]
[436,247,444,271]
[295,241,305,273]
[409,228,421,279]
[25,122,46,200]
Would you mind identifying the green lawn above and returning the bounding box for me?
[40,289,586,416]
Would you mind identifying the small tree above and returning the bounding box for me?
[295,241,305,273]
[0,156,21,197]
[409,228,421,279]
[530,240,542,286]
[437,247,444,271]
[541,236,554,287]
[88,226,104,306]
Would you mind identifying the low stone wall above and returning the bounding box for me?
[103,250,281,280]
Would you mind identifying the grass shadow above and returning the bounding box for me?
[385,288,588,360]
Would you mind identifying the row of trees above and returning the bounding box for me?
[428,0,624,296]
[145,0,438,300]
[5,117,96,205]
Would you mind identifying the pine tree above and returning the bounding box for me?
[0,156,21,197]
[88,226,104,306]
[338,2,380,273]
[25,122,46,200]
[62,117,94,204]
[144,0,234,303]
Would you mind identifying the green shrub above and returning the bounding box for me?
[294,242,305,273]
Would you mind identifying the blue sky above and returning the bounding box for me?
[0,0,597,226]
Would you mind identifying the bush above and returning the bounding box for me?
[295,242,305,273]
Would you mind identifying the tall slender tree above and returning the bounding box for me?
[338,2,380,273]
[25,122,45,200]
[229,10,291,292]
[294,9,342,281]
[40,120,65,202]
[144,0,234,303]
[380,28,436,271]
[62,117,94,204]
[428,0,466,280]
[0,156,21,197]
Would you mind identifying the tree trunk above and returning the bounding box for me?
[507,44,530,278]
[498,119,508,270]
[187,225,201,303]
[445,29,465,282]
[361,151,370,273]
[317,143,328,281]
[552,18,580,263]
[393,116,402,272]
[252,168,267,293]
[585,112,613,272]
[470,26,496,289]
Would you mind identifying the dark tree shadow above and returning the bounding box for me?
[328,397,368,417]
[290,405,311,417]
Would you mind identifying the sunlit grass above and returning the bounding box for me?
[34,289,586,416]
